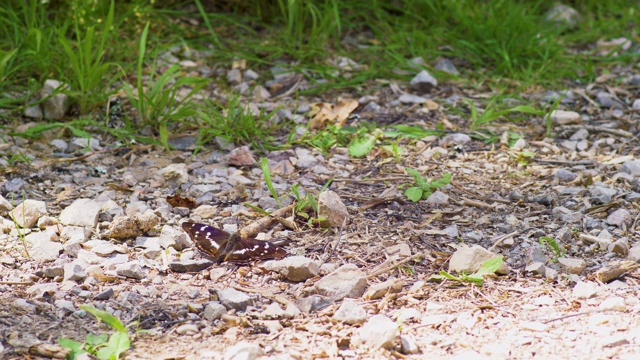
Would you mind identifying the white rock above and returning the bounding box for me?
[357,314,398,349]
[572,281,598,299]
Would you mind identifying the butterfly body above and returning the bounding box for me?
[182,222,287,263]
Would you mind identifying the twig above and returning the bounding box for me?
[559,125,633,138]
[488,231,519,252]
[0,280,34,285]
[239,203,296,238]
[540,309,610,324]
[321,218,347,266]
[366,253,424,280]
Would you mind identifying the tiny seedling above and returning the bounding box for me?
[260,157,282,208]
[403,169,452,202]
[59,305,130,360]
[430,256,503,286]
[539,236,566,261]
[467,97,544,130]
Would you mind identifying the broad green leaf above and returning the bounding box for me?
[86,333,108,346]
[429,173,452,189]
[260,157,282,208]
[80,305,126,332]
[404,187,423,202]
[108,332,131,359]
[348,134,376,157]
[476,256,503,275]
[405,168,425,187]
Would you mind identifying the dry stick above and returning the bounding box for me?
[0,280,33,285]
[239,203,296,238]
[559,125,633,138]
[366,253,424,280]
[541,309,610,324]
[320,218,348,266]
[488,231,519,252]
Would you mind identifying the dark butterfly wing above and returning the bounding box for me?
[182,222,231,260]
[223,235,288,262]
[182,222,287,263]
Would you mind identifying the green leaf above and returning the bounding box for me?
[404,187,423,202]
[348,134,376,157]
[475,256,503,275]
[429,173,452,189]
[86,333,108,346]
[59,338,87,359]
[260,157,282,208]
[80,305,126,332]
[108,332,131,359]
[405,168,425,187]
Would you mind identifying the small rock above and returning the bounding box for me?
[409,70,438,92]
[228,146,256,166]
[572,281,598,299]
[203,302,227,321]
[334,299,368,325]
[40,79,70,119]
[434,58,459,75]
[43,265,64,278]
[160,225,191,251]
[314,264,368,301]
[448,245,508,275]
[558,257,586,274]
[364,278,404,300]
[550,110,581,125]
[13,299,37,313]
[607,237,629,257]
[64,262,87,282]
[357,314,398,349]
[398,94,427,104]
[59,198,106,227]
[426,191,448,206]
[116,261,145,280]
[400,334,420,355]
[317,190,349,228]
[176,323,199,335]
[9,200,47,228]
[160,163,189,186]
[555,169,577,183]
[217,288,255,312]
[27,232,63,262]
[223,341,263,360]
[55,299,75,312]
[544,3,580,28]
[24,104,43,118]
[621,160,640,177]
[628,243,640,262]
[227,69,242,84]
[108,216,140,240]
[525,262,545,275]
[295,295,332,313]
[94,288,114,300]
[599,296,627,311]
[440,133,472,146]
[544,267,558,280]
[262,256,320,282]
[169,259,214,273]
[607,209,631,227]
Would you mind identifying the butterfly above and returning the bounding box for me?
[181,222,287,263]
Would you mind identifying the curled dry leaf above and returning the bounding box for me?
[309,98,359,129]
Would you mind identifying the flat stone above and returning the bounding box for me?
[364,278,404,300]
[314,264,368,301]
[27,231,63,262]
[55,299,75,312]
[434,58,459,75]
[223,341,262,360]
[317,190,349,228]
[9,200,47,228]
[398,94,426,104]
[607,208,631,227]
[228,146,256,166]
[295,295,332,313]
[448,245,508,275]
[558,257,586,274]
[176,323,199,335]
[400,334,421,355]
[621,160,640,177]
[409,70,437,92]
[334,299,368,325]
[116,261,145,280]
[59,198,105,227]
[94,288,114,300]
[169,259,214,273]
[159,163,189,186]
[550,110,581,125]
[608,237,629,256]
[572,280,598,299]
[63,262,87,282]
[357,314,398,350]
[216,288,255,312]
[426,190,448,206]
[203,302,227,321]
[262,256,320,282]
[544,3,580,28]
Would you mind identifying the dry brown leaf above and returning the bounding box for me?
[309,102,335,129]
[334,98,359,127]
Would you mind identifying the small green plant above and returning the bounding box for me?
[58,0,121,113]
[123,22,208,148]
[60,305,131,360]
[260,157,282,208]
[539,236,566,261]
[515,150,536,165]
[467,97,544,130]
[403,169,452,202]
[196,97,280,154]
[430,256,503,286]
